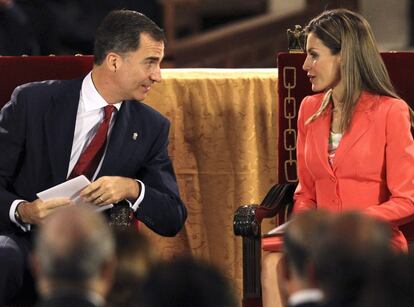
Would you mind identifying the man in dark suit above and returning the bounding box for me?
[0,9,187,305]
[32,205,116,307]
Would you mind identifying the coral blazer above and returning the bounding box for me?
[293,91,414,251]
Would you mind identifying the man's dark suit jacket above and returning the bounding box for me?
[0,78,187,236]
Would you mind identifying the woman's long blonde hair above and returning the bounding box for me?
[305,9,414,132]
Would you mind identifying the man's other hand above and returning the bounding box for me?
[18,198,71,225]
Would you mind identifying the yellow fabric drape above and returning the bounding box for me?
[142,68,279,301]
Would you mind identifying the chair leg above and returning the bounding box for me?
[243,297,263,307]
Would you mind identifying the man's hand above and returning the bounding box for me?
[80,176,140,206]
[18,198,71,225]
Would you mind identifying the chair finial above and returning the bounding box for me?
[287,25,305,53]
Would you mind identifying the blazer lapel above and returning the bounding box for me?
[310,105,334,175]
[45,80,82,183]
[332,92,377,170]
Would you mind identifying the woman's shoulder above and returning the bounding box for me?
[379,95,408,108]
[369,93,410,114]
[299,92,325,114]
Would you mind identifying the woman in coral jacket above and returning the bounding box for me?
[262,8,414,307]
[295,8,414,252]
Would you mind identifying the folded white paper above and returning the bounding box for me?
[36,175,113,211]
[266,220,291,236]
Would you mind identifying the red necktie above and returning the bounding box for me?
[70,105,115,180]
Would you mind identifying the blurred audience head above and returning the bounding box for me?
[138,257,237,307]
[32,205,116,298]
[313,212,392,306]
[93,9,165,65]
[106,228,155,307]
[280,210,334,297]
[358,251,414,307]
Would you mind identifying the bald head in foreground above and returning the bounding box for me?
[32,206,116,307]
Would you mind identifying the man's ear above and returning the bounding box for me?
[106,52,123,72]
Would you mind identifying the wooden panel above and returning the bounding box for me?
[166,0,360,68]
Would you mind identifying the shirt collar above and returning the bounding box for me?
[288,288,324,306]
[80,72,122,112]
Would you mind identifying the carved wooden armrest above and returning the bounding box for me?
[234,204,260,237]
[233,183,297,238]
[233,183,297,301]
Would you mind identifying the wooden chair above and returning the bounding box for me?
[233,51,414,307]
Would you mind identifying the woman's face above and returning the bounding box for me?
[303,33,342,93]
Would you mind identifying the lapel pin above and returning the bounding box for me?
[133,132,138,140]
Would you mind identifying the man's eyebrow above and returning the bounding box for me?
[145,56,162,61]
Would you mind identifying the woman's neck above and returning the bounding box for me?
[330,91,343,133]
[331,88,343,109]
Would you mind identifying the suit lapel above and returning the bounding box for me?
[310,105,334,175]
[98,101,142,176]
[332,92,377,170]
[45,79,82,183]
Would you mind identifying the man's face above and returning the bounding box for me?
[115,33,164,101]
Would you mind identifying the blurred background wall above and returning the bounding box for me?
[0,0,411,67]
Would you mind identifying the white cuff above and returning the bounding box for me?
[9,200,31,232]
[130,180,145,212]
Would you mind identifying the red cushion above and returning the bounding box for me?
[0,55,94,109]
[262,235,284,252]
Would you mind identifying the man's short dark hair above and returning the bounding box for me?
[283,211,333,277]
[93,10,165,65]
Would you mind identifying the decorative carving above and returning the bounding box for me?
[287,25,305,53]
[283,66,298,182]
[233,205,260,237]
[108,202,133,229]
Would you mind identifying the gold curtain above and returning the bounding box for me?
[141,69,279,301]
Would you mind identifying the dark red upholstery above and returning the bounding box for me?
[0,55,94,109]
[277,52,414,243]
